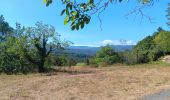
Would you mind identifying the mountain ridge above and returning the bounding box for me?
[68,45,134,56]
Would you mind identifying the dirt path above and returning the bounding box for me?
[162,55,170,63]
[141,89,170,100]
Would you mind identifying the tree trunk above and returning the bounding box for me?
[38,58,45,73]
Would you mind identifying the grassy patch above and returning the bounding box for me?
[76,63,87,67]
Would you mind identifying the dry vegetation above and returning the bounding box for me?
[0,63,170,100]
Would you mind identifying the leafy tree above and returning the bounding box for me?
[121,50,138,65]
[43,0,155,30]
[0,16,73,74]
[95,45,120,66]
[0,15,15,74]
[11,23,30,73]
[55,55,67,66]
[25,22,70,73]
[154,31,170,54]
[134,36,156,63]
[0,15,13,42]
[133,29,170,64]
[0,22,33,74]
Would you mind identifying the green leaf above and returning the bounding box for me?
[45,0,53,6]
[43,0,47,3]
[66,9,69,15]
[71,11,77,15]
[80,22,84,29]
[84,17,90,24]
[71,25,76,30]
[71,21,75,26]
[60,9,66,16]
[64,17,69,25]
[76,23,79,30]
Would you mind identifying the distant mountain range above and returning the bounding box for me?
[67,45,134,56]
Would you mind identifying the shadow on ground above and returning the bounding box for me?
[45,68,97,76]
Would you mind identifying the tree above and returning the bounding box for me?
[0,15,15,74]
[0,15,13,41]
[43,0,156,30]
[134,36,156,63]
[0,22,32,74]
[95,45,120,66]
[10,23,30,73]
[0,15,73,74]
[133,29,170,63]
[25,22,70,73]
[166,3,170,27]
[154,31,170,55]
[121,50,138,65]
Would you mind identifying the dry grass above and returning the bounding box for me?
[0,63,170,100]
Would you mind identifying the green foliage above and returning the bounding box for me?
[54,56,67,66]
[66,58,77,67]
[0,21,34,74]
[154,31,170,54]
[43,0,52,6]
[94,45,120,66]
[89,57,98,67]
[0,15,72,74]
[25,22,71,73]
[132,29,170,64]
[0,15,13,41]
[121,50,138,65]
[61,0,92,31]
[43,0,154,30]
[134,36,156,63]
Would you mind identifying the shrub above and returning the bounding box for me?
[122,51,138,65]
[94,45,120,66]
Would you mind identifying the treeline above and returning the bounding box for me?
[0,15,76,74]
[131,28,170,64]
[1,14,170,74]
[87,28,170,66]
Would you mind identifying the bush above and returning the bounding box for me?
[94,45,120,66]
[88,57,98,67]
[121,51,138,65]
[67,58,77,67]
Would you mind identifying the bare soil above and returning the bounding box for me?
[1,64,170,100]
[162,55,170,63]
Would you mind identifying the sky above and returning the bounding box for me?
[0,0,169,47]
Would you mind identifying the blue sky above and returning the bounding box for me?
[0,0,169,46]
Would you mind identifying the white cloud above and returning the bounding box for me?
[101,40,136,46]
[101,40,114,45]
[73,44,100,47]
[72,40,136,47]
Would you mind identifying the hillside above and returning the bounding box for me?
[67,45,134,56]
